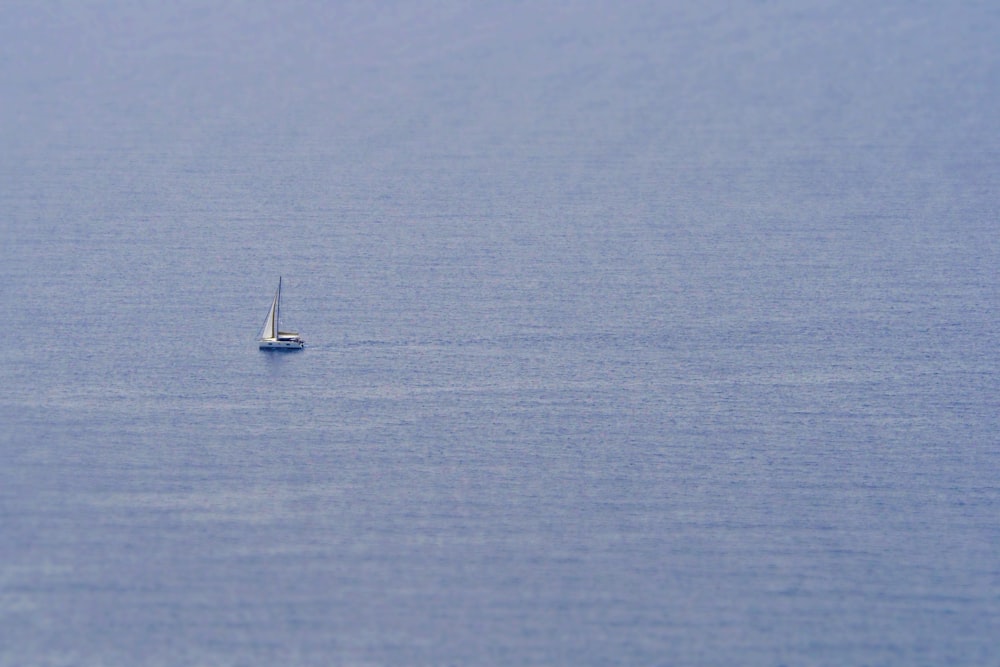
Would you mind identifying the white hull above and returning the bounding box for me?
[259,339,304,350]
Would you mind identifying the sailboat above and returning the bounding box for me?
[258,277,305,349]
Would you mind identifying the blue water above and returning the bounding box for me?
[2,2,999,665]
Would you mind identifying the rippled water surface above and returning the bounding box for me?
[2,2,998,665]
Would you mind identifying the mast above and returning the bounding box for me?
[275,276,282,338]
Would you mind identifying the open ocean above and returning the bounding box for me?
[2,1,998,665]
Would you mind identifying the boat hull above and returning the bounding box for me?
[259,339,305,350]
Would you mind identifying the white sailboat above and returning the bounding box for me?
[258,277,305,349]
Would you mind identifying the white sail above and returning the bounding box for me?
[259,286,279,340]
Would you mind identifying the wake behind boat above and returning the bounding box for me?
[258,277,305,349]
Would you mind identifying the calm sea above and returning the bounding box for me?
[2,1,998,665]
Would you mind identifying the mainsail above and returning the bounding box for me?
[259,278,281,340]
